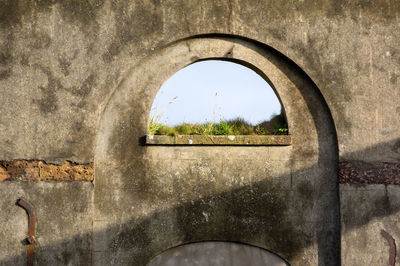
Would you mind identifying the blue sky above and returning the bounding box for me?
[150,60,282,126]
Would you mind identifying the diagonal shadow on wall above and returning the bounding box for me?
[0,140,399,266]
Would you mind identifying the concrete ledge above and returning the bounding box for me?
[146,135,291,146]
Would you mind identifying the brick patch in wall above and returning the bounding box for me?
[339,161,400,185]
[0,160,93,181]
[2,160,398,183]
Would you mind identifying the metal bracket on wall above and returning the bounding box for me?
[381,229,396,266]
[16,198,36,266]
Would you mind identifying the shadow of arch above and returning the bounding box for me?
[94,34,340,265]
[3,141,400,265]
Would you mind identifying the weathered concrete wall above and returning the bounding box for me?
[0,1,398,265]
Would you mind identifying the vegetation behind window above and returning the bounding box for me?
[149,60,288,136]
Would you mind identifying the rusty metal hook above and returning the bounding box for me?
[381,229,396,266]
[16,198,36,266]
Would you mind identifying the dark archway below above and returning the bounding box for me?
[148,241,289,266]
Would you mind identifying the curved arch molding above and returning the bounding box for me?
[94,36,339,266]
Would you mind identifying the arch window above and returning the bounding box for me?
[146,60,290,145]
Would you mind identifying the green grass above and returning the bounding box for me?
[148,114,288,136]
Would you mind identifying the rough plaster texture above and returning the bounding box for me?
[0,1,399,265]
[0,181,93,265]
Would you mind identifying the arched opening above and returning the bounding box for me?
[149,60,288,136]
[94,36,339,265]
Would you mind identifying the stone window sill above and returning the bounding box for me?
[145,135,291,146]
